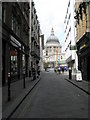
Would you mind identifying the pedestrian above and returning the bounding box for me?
[58,67,60,74]
[54,68,56,72]
[62,67,64,73]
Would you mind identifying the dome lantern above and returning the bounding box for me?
[51,28,54,36]
[46,28,59,44]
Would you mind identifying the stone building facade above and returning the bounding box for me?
[30,0,40,77]
[75,1,90,81]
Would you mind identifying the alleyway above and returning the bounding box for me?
[11,72,88,118]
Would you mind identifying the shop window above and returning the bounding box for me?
[22,54,26,73]
[10,49,18,76]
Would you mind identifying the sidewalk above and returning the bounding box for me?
[2,76,41,119]
[64,73,90,95]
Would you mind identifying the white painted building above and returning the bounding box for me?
[39,32,44,71]
[64,0,77,76]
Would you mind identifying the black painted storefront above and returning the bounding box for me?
[77,32,90,81]
[2,23,29,85]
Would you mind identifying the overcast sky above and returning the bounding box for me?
[34,0,69,50]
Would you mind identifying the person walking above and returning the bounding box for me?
[58,67,61,74]
[62,67,64,73]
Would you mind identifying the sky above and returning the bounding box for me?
[34,0,69,50]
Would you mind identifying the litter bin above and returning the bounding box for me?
[69,68,72,79]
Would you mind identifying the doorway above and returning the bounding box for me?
[87,55,90,81]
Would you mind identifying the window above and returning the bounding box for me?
[68,1,70,7]
[54,47,56,52]
[61,56,63,60]
[12,14,20,37]
[69,27,71,32]
[0,2,2,20]
[69,13,71,19]
[46,50,48,56]
[2,3,6,23]
[12,15,14,31]
[22,54,26,72]
[67,20,69,25]
[10,48,18,76]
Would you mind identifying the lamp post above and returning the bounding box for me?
[8,73,11,101]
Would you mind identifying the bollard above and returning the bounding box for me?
[69,69,72,79]
[8,73,11,101]
[23,74,25,88]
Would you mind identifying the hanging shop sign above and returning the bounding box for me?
[80,43,86,50]
[70,45,76,50]
[10,35,21,48]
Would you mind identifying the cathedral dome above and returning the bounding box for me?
[46,28,60,44]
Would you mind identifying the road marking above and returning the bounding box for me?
[18,84,40,118]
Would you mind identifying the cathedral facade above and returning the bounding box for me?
[43,28,67,69]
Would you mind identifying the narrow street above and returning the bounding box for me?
[11,72,88,118]
[1,1,90,120]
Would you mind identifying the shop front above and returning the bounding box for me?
[2,27,29,85]
[10,35,29,82]
[77,32,90,81]
[10,46,20,82]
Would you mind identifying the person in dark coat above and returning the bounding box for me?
[62,67,64,73]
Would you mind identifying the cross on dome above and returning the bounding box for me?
[51,27,55,36]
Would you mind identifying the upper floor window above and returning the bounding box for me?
[0,3,2,20]
[68,1,70,7]
[2,3,6,23]
[46,50,48,56]
[61,56,63,60]
[12,14,20,37]
[68,13,71,20]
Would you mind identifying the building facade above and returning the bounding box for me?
[64,0,77,76]
[30,0,40,77]
[2,2,30,85]
[43,28,67,69]
[39,32,44,71]
[75,1,90,81]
